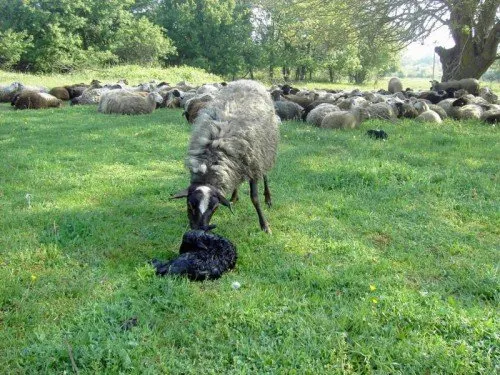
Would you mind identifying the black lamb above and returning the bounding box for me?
[151,230,237,281]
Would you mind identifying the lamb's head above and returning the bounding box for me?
[172,184,232,230]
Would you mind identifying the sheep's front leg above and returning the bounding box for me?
[250,180,271,233]
[230,188,239,204]
[263,175,272,208]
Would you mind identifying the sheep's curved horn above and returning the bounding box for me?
[170,188,189,199]
[218,193,234,214]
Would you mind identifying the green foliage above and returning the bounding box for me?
[0,91,498,372]
[350,32,400,84]
[0,0,405,79]
[112,16,176,66]
[0,0,175,72]
[155,0,256,77]
[0,29,33,69]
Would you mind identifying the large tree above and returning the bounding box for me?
[342,0,500,81]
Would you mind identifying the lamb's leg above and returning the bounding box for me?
[249,180,271,233]
[263,175,272,208]
[230,189,239,204]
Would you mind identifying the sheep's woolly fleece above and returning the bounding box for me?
[187,79,279,196]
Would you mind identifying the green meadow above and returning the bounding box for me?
[0,76,499,373]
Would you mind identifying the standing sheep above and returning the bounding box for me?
[172,80,279,233]
[388,77,403,94]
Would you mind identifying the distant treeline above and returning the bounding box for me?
[0,0,399,83]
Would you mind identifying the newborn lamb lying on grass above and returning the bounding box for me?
[151,230,237,281]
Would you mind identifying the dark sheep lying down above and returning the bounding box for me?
[151,230,237,281]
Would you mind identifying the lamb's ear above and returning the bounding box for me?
[217,192,234,214]
[170,188,189,199]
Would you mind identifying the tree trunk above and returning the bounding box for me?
[328,67,334,82]
[282,67,290,81]
[299,66,306,80]
[436,42,497,81]
[436,8,499,82]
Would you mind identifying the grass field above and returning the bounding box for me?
[0,91,499,373]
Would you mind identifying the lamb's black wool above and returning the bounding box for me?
[366,129,388,140]
[152,230,237,281]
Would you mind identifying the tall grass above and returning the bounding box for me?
[1,99,498,373]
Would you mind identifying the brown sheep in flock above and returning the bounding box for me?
[13,91,62,110]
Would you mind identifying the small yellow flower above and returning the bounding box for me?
[31,275,37,282]
[369,284,376,291]
[371,298,378,304]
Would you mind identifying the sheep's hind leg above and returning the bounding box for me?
[250,180,271,233]
[263,175,272,208]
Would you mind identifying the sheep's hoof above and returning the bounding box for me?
[265,199,272,208]
[262,224,272,234]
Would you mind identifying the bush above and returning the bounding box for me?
[0,29,33,70]
[112,16,176,66]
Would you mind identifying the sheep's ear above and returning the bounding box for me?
[217,192,234,214]
[171,188,189,199]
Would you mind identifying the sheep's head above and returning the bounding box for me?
[172,184,232,230]
[430,80,439,91]
[149,92,164,104]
